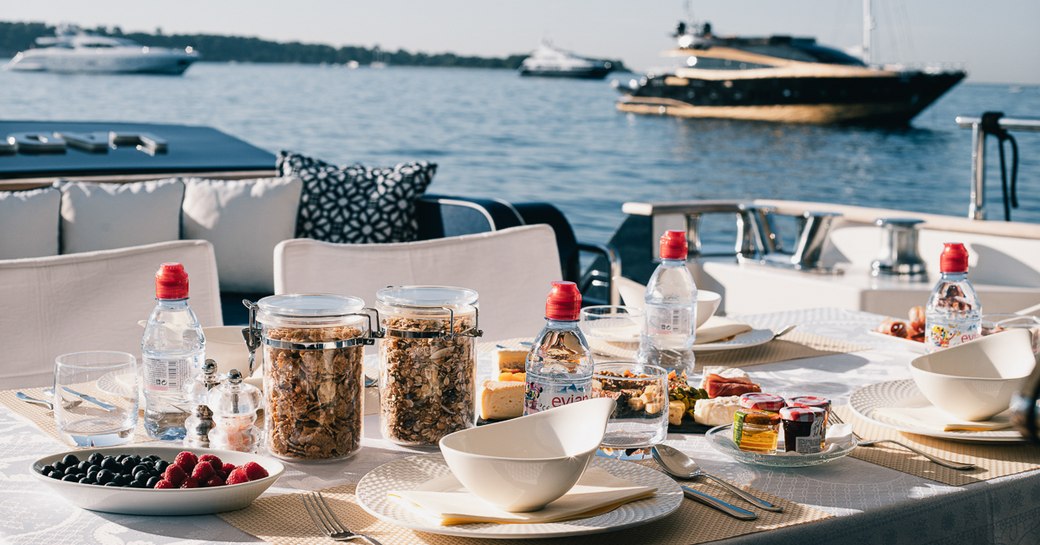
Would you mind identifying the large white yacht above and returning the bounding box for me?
[4,26,199,75]
[519,42,614,79]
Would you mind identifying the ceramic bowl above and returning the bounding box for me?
[439,398,614,512]
[203,326,253,376]
[910,329,1036,421]
[696,290,722,328]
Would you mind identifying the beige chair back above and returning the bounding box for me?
[275,225,563,340]
[0,240,222,388]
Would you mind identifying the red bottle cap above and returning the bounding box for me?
[939,242,969,273]
[660,230,688,260]
[545,281,581,321]
[155,262,189,300]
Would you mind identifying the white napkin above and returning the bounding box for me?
[874,406,1012,432]
[388,467,656,526]
[695,316,754,345]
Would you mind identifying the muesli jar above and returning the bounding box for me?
[247,294,378,462]
[377,286,482,446]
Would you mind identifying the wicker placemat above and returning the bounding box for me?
[834,405,1040,486]
[219,476,831,545]
[0,385,150,445]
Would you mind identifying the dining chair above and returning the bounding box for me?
[0,240,222,388]
[274,225,563,340]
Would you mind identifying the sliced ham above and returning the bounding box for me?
[704,374,761,398]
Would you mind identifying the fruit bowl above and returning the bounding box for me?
[31,446,284,515]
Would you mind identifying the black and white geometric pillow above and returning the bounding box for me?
[277,151,436,244]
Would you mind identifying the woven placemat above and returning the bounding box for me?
[834,405,1040,486]
[0,385,150,445]
[219,476,830,545]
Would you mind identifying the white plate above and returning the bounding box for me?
[356,454,682,539]
[866,330,928,353]
[850,379,1024,443]
[31,446,284,515]
[692,328,774,352]
[705,425,857,467]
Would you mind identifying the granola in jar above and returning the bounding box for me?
[377,286,481,446]
[253,294,372,461]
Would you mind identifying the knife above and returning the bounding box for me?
[48,387,117,412]
[681,484,758,520]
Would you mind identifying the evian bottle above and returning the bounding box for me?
[638,230,697,376]
[524,281,593,415]
[925,242,981,352]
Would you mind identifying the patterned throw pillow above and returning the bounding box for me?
[277,151,436,243]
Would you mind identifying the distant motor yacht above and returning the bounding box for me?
[4,26,199,75]
[519,42,615,79]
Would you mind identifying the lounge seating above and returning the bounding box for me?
[0,240,221,388]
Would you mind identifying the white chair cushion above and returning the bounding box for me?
[0,187,60,259]
[181,177,302,293]
[0,240,222,389]
[59,179,185,254]
[274,225,563,340]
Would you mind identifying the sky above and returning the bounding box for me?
[4,0,1039,84]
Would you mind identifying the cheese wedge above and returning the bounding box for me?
[480,380,525,420]
[493,349,528,373]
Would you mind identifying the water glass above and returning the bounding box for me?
[592,362,669,458]
[580,306,642,357]
[54,351,139,447]
[981,314,1040,354]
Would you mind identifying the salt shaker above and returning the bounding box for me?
[183,360,221,448]
[207,369,262,453]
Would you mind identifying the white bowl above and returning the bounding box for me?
[439,398,614,512]
[909,329,1036,421]
[204,326,254,377]
[696,290,722,328]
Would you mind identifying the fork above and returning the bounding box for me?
[302,491,383,544]
[830,411,976,471]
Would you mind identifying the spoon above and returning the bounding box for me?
[771,324,797,340]
[653,444,784,512]
[15,392,53,410]
[650,447,758,520]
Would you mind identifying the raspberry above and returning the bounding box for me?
[225,468,250,485]
[205,475,226,487]
[191,462,215,482]
[174,451,198,472]
[163,465,187,486]
[221,463,236,477]
[198,454,223,473]
[154,479,175,489]
[242,461,269,480]
[180,476,200,489]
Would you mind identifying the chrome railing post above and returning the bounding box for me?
[969,121,987,220]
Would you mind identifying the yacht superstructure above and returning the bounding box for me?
[5,26,198,75]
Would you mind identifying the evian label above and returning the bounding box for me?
[524,380,590,414]
[926,321,979,351]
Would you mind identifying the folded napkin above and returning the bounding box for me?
[696,317,754,345]
[873,406,1012,432]
[388,467,656,526]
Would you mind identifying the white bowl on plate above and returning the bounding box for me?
[909,329,1036,421]
[439,398,614,512]
[31,446,284,515]
[696,290,722,328]
[204,326,253,375]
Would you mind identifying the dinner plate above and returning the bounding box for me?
[850,379,1025,443]
[356,453,682,539]
[705,425,857,467]
[866,330,928,353]
[692,328,774,352]
[31,445,284,515]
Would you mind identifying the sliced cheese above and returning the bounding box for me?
[693,395,742,427]
[480,380,525,420]
[668,400,685,426]
[493,349,528,373]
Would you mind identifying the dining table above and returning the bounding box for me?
[2,307,1039,545]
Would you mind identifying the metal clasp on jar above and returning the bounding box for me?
[383,306,484,340]
[242,301,386,368]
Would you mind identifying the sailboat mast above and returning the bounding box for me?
[862,0,873,65]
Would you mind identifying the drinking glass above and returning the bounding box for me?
[592,362,669,459]
[54,351,139,447]
[580,306,643,357]
[981,314,1040,354]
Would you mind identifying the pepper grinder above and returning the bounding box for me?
[207,369,262,453]
[184,359,221,448]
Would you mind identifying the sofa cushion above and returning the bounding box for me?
[0,187,61,259]
[59,179,185,254]
[277,151,436,244]
[181,177,302,293]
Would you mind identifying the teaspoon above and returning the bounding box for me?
[653,444,783,512]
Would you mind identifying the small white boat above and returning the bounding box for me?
[4,25,199,75]
[519,42,614,79]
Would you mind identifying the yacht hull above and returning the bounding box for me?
[519,66,613,79]
[617,71,965,124]
[6,51,197,75]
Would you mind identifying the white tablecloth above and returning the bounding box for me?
[1,308,1038,545]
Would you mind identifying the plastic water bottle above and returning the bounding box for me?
[925,242,981,352]
[141,262,206,440]
[638,230,697,377]
[524,281,593,415]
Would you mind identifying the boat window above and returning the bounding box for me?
[81,42,116,48]
[738,43,865,66]
[689,57,773,70]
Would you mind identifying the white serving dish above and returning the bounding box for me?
[696,290,722,328]
[439,398,614,512]
[909,329,1035,421]
[31,445,284,515]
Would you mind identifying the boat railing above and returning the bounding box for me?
[957,114,1040,220]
